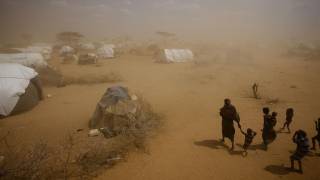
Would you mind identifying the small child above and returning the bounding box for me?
[311,118,320,150]
[240,128,257,156]
[271,112,278,127]
[281,108,294,133]
[290,130,309,173]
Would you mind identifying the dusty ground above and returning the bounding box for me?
[1,52,320,180]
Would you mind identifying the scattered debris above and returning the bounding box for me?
[265,98,280,105]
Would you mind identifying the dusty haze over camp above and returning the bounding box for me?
[0,0,319,43]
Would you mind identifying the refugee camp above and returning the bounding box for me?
[0,0,320,180]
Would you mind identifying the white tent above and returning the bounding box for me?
[97,46,114,59]
[0,64,38,116]
[156,49,194,63]
[59,46,74,55]
[15,45,52,60]
[0,53,47,68]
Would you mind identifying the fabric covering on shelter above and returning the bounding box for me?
[97,46,114,59]
[15,45,52,60]
[89,86,130,128]
[0,63,38,116]
[0,53,47,68]
[59,46,74,55]
[156,49,194,63]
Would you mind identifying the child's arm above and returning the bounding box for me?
[240,128,246,135]
[253,131,257,137]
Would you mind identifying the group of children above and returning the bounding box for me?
[238,107,320,173]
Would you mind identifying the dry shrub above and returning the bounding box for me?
[0,133,133,179]
[0,96,162,180]
[63,72,122,85]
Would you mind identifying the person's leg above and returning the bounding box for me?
[230,138,234,151]
[262,134,268,150]
[221,135,225,142]
[311,136,316,150]
[287,123,291,133]
[281,122,287,129]
[290,157,294,169]
[221,126,225,142]
[298,160,303,173]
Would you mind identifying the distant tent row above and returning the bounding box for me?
[0,64,43,117]
[15,45,52,60]
[0,53,47,69]
[59,44,115,59]
[155,49,194,63]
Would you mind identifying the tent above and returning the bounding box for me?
[0,53,47,69]
[89,86,131,128]
[15,45,52,60]
[0,64,43,117]
[155,49,194,63]
[78,53,98,65]
[79,43,95,50]
[59,46,74,56]
[97,46,115,59]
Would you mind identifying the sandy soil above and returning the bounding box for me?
[1,52,320,180]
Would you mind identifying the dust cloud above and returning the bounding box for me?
[0,0,320,180]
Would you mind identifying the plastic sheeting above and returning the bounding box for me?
[89,86,130,128]
[0,53,47,68]
[59,46,74,55]
[97,46,114,59]
[158,49,194,63]
[15,45,52,60]
[0,63,38,116]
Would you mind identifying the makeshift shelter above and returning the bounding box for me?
[78,53,98,65]
[89,86,161,139]
[59,46,74,56]
[0,64,43,117]
[0,53,47,69]
[15,45,52,60]
[97,46,115,59]
[89,86,131,129]
[155,49,194,63]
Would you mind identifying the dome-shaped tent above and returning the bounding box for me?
[0,64,43,117]
[0,53,47,69]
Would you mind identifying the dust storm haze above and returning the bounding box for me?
[1,0,320,43]
[0,1,320,180]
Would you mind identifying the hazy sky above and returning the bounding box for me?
[0,0,319,43]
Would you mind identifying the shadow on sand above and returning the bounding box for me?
[264,164,301,175]
[236,143,265,151]
[276,129,291,134]
[194,139,244,156]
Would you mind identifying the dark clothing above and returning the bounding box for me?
[286,109,294,123]
[243,132,256,150]
[312,122,320,149]
[220,104,239,141]
[291,137,309,160]
[262,114,277,145]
